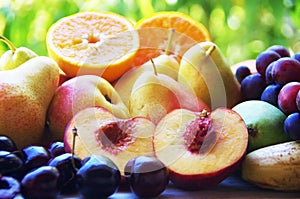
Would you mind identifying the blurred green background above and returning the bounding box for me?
[0,0,299,65]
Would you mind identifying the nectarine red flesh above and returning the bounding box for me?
[153,108,248,190]
[184,111,216,154]
[95,120,135,155]
[64,106,155,175]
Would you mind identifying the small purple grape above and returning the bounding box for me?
[48,153,82,193]
[0,151,23,177]
[284,112,300,140]
[261,84,282,107]
[235,66,251,84]
[76,155,121,199]
[48,141,65,158]
[267,45,290,57]
[256,50,281,79]
[0,136,17,152]
[0,176,20,199]
[241,73,266,101]
[21,166,60,199]
[22,146,51,173]
[124,155,169,198]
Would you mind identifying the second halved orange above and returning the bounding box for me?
[133,11,211,67]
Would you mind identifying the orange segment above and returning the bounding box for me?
[46,11,139,82]
[133,11,211,66]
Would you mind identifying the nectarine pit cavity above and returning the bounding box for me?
[95,121,134,154]
[184,111,216,154]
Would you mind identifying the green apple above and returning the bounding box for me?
[232,100,291,152]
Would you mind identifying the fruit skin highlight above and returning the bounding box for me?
[153,108,248,190]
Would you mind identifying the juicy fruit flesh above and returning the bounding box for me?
[48,12,138,67]
[95,120,135,155]
[154,108,248,175]
[64,107,155,174]
[184,111,216,154]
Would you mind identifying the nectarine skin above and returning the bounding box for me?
[169,156,244,190]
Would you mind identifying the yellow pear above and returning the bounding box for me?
[0,56,59,148]
[114,55,179,108]
[128,64,209,124]
[178,41,241,109]
[115,28,180,108]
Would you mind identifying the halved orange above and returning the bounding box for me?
[133,11,211,67]
[46,11,139,82]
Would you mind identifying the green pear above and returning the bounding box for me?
[0,36,38,70]
[232,100,291,152]
[0,55,60,149]
[178,41,241,109]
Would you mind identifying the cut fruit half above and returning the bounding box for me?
[46,11,139,82]
[153,108,248,190]
[133,11,211,66]
[64,106,155,174]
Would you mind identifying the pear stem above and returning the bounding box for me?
[71,127,78,171]
[0,36,17,53]
[205,45,216,56]
[165,28,175,55]
[150,58,158,76]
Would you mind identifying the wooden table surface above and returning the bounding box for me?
[59,173,300,199]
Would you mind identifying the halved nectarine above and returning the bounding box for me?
[64,106,155,174]
[153,108,248,190]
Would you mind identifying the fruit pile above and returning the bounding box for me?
[233,45,300,191]
[0,10,299,198]
[236,45,300,141]
[0,135,169,198]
